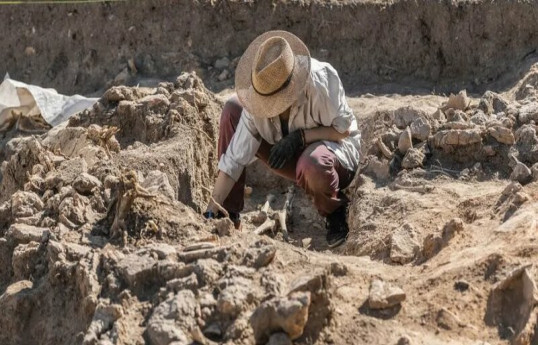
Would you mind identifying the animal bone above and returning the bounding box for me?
[277,185,295,242]
[253,194,276,223]
[254,217,276,235]
[108,170,156,241]
[376,137,393,159]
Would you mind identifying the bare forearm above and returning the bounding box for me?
[304,126,349,144]
[206,171,236,212]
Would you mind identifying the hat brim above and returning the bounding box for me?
[235,30,311,119]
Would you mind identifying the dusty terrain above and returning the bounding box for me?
[2,1,538,345]
[2,62,538,344]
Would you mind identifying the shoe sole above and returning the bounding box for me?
[327,237,346,248]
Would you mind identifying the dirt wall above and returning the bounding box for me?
[2,0,538,95]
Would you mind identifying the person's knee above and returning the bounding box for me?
[296,153,331,188]
[221,96,242,124]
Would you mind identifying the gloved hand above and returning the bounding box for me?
[268,129,305,169]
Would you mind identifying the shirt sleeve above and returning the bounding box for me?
[313,62,354,134]
[218,109,261,182]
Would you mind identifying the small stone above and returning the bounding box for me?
[214,218,234,236]
[11,191,44,218]
[141,170,175,200]
[390,223,420,264]
[250,291,311,343]
[267,332,292,345]
[218,69,230,81]
[7,224,48,244]
[214,57,230,69]
[397,336,411,345]
[24,46,36,56]
[391,107,427,128]
[368,278,406,309]
[518,102,538,124]
[203,323,221,339]
[73,173,102,194]
[442,90,470,111]
[117,254,157,287]
[166,273,199,292]
[409,117,431,141]
[510,161,532,184]
[436,307,465,330]
[398,127,413,154]
[454,280,470,292]
[288,271,328,295]
[401,148,425,169]
[364,156,390,180]
[488,126,515,145]
[242,239,276,269]
[301,238,312,249]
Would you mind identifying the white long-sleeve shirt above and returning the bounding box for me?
[219,58,361,182]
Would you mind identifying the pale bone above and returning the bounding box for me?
[109,170,156,241]
[376,137,393,159]
[184,242,216,252]
[177,246,229,263]
[277,185,295,242]
[254,218,276,235]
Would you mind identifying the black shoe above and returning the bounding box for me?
[326,205,349,248]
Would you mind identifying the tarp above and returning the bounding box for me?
[0,74,98,132]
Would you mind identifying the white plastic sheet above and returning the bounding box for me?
[0,74,98,131]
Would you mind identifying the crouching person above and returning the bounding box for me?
[204,30,360,247]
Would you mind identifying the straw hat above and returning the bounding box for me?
[235,30,311,118]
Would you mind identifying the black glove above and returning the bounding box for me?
[268,129,305,169]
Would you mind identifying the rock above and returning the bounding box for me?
[217,276,252,318]
[401,148,425,169]
[470,110,488,126]
[488,126,515,145]
[409,117,431,141]
[436,307,465,330]
[267,332,292,345]
[214,57,230,69]
[166,272,199,292]
[364,156,390,180]
[73,173,102,194]
[12,242,41,279]
[11,191,43,218]
[518,102,538,124]
[510,161,532,184]
[214,218,234,236]
[218,69,230,81]
[432,109,446,121]
[454,280,470,292]
[479,91,509,114]
[146,290,200,345]
[442,90,470,111]
[390,223,420,264]
[432,129,482,148]
[485,264,536,341]
[368,278,406,309]
[398,127,413,154]
[250,291,311,343]
[391,107,427,129]
[288,271,328,296]
[141,170,175,200]
[117,254,157,287]
[242,239,276,269]
[396,336,412,345]
[328,262,348,277]
[7,224,48,244]
[143,243,177,260]
[445,109,469,123]
[301,238,312,249]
